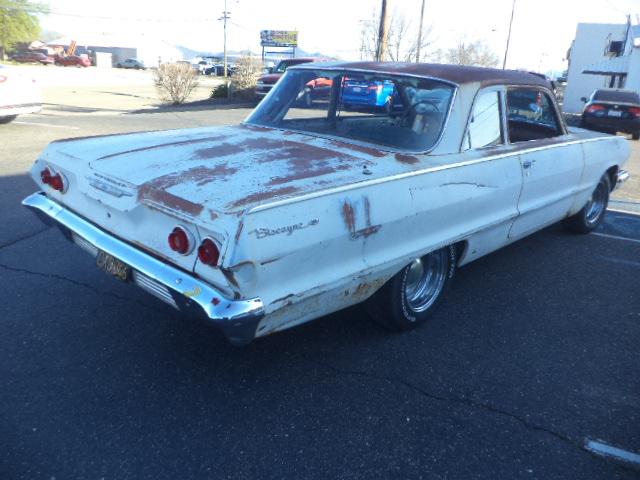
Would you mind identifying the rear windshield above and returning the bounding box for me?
[246,69,456,152]
[593,90,640,104]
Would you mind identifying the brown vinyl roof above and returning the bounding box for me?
[293,61,551,88]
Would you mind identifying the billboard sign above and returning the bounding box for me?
[260,30,298,47]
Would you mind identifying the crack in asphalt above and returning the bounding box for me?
[0,226,52,250]
[0,262,166,315]
[307,358,589,455]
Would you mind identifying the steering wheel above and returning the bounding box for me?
[399,99,439,126]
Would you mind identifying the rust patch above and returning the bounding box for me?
[193,142,246,160]
[272,293,296,304]
[98,135,230,160]
[267,163,351,186]
[260,256,283,266]
[209,210,219,221]
[395,153,419,165]
[138,164,237,216]
[330,140,386,158]
[341,201,356,233]
[242,124,273,133]
[234,220,244,244]
[228,186,300,209]
[139,185,204,216]
[352,225,382,239]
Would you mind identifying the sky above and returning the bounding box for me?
[40,0,640,73]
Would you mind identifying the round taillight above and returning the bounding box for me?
[168,226,192,255]
[40,167,66,193]
[40,168,52,184]
[198,238,220,266]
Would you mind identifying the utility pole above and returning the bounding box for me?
[415,0,426,63]
[375,0,390,62]
[502,0,516,69]
[219,0,231,77]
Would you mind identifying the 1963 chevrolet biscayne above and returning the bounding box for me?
[23,62,630,345]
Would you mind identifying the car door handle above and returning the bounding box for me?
[522,159,536,169]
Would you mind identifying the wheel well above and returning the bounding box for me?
[606,166,618,192]
[454,240,469,265]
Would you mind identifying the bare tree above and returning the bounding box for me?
[436,40,500,67]
[230,53,263,98]
[360,11,433,62]
[154,63,199,105]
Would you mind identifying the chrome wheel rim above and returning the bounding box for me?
[404,252,448,313]
[585,181,607,224]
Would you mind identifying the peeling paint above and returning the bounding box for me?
[228,186,300,209]
[395,153,419,165]
[234,220,244,244]
[99,135,230,160]
[341,201,356,233]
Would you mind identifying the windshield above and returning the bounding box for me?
[246,69,456,151]
[273,60,308,74]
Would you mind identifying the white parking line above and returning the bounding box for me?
[598,255,640,268]
[592,232,640,245]
[585,439,640,466]
[13,121,79,130]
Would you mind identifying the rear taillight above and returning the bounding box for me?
[586,104,605,113]
[197,238,220,266]
[629,107,640,117]
[40,167,66,192]
[367,84,383,92]
[168,226,193,255]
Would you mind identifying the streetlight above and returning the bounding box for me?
[502,0,516,69]
[219,0,231,77]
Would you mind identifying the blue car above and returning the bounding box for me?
[341,78,401,112]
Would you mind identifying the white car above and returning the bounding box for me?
[23,62,630,345]
[0,65,42,123]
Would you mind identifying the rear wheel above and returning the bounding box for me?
[563,174,610,234]
[366,246,457,331]
[632,132,639,140]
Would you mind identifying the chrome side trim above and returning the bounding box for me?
[22,192,264,345]
[248,135,618,214]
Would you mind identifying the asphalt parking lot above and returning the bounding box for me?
[1,69,639,479]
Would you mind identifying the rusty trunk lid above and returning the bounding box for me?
[56,125,383,219]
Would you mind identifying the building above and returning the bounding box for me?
[564,21,640,114]
[47,34,183,67]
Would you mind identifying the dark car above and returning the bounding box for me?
[255,57,330,98]
[116,58,145,69]
[11,52,54,65]
[55,55,91,67]
[580,88,640,140]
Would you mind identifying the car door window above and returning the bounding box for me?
[506,88,562,142]
[464,90,503,150]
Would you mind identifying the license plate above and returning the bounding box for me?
[96,250,131,281]
[352,87,362,92]
[608,110,623,117]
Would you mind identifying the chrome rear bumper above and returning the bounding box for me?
[22,192,264,345]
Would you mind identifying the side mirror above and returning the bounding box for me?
[267,67,274,74]
[580,97,587,103]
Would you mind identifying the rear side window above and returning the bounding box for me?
[506,88,562,142]
[593,90,640,104]
[464,90,503,150]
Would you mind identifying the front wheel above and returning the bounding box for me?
[632,132,639,141]
[563,174,610,234]
[366,246,457,331]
